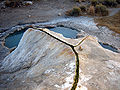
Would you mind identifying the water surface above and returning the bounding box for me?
[49,27,78,38]
[5,27,119,53]
[5,29,26,48]
[5,27,78,48]
[99,42,119,53]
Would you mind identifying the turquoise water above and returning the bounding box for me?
[49,27,78,38]
[5,27,119,53]
[99,42,119,53]
[5,29,26,48]
[5,27,78,48]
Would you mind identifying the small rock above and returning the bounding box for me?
[23,1,33,6]
[58,13,62,16]
[28,15,31,18]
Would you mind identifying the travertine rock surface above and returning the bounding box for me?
[0,28,120,90]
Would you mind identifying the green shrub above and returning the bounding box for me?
[90,0,118,7]
[72,7,82,16]
[95,4,109,16]
[103,0,117,7]
[65,7,82,16]
[75,0,80,2]
[81,0,86,2]
[116,0,120,4]
[79,5,87,12]
[90,0,98,6]
[99,0,105,3]
[5,0,22,7]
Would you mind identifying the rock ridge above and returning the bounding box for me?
[0,28,120,90]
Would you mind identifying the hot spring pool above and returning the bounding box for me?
[5,29,26,48]
[49,27,78,38]
[99,42,119,53]
[5,27,78,48]
[4,27,119,53]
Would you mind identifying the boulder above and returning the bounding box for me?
[0,28,120,90]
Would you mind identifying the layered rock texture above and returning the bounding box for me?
[0,28,120,90]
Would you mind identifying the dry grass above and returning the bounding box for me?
[95,10,120,34]
[88,6,95,15]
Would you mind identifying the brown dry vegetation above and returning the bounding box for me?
[88,6,95,15]
[95,11,120,34]
[65,7,82,16]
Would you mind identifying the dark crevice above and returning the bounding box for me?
[71,46,79,90]
[36,28,80,90]
[35,28,74,47]
[1,28,83,89]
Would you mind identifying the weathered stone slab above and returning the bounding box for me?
[0,28,120,90]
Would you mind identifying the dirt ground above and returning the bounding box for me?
[0,0,78,28]
[95,10,120,34]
